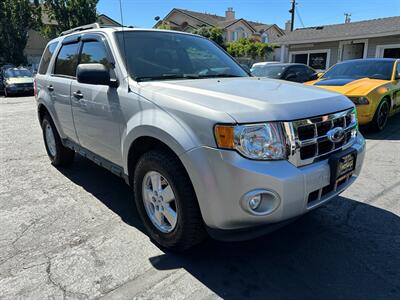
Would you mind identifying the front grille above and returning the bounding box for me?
[307,174,351,205]
[283,108,357,167]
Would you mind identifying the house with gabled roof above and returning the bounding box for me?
[154,7,285,44]
[276,16,400,71]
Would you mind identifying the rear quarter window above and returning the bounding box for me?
[38,42,58,75]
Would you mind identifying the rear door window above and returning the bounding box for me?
[38,42,58,75]
[54,43,80,77]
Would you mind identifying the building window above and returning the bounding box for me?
[232,31,238,41]
[292,53,308,65]
[341,43,364,61]
[309,53,328,70]
[376,44,400,59]
[261,33,269,43]
[290,50,330,70]
[232,26,245,41]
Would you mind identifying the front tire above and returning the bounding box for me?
[41,114,74,166]
[133,150,206,251]
[371,98,390,131]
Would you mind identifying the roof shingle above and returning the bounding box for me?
[276,16,400,44]
[174,8,272,29]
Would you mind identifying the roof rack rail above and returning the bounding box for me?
[59,23,133,36]
[60,23,101,36]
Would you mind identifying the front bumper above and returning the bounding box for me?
[356,104,375,125]
[6,85,34,93]
[180,133,365,234]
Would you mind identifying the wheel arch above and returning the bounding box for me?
[37,101,64,138]
[126,134,193,189]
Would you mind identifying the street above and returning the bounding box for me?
[0,95,399,299]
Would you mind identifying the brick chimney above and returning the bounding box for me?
[285,20,292,32]
[225,7,235,20]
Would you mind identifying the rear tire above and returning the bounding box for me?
[133,149,206,251]
[41,114,74,166]
[371,98,390,131]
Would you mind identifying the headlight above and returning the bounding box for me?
[214,123,286,160]
[349,96,369,105]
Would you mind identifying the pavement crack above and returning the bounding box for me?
[45,254,67,300]
[365,179,400,204]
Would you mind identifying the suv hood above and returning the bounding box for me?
[139,77,353,123]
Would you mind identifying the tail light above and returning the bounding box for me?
[33,79,37,97]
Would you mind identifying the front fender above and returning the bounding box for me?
[121,107,201,174]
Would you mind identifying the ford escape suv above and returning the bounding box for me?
[35,24,365,250]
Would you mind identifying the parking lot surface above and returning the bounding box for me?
[0,96,399,299]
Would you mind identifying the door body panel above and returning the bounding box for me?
[71,82,122,165]
[49,76,78,141]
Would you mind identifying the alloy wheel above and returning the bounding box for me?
[142,171,178,233]
[377,101,389,130]
[45,123,57,157]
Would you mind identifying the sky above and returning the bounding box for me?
[97,0,400,29]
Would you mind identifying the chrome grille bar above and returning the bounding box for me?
[283,108,357,167]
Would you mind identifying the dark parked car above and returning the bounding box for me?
[251,63,318,83]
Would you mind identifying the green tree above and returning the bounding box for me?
[226,38,274,60]
[42,0,99,38]
[157,23,172,30]
[192,27,225,48]
[0,0,41,64]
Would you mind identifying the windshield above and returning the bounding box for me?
[115,31,248,81]
[4,69,33,78]
[251,65,286,78]
[322,60,394,80]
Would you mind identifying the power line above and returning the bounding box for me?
[296,5,305,28]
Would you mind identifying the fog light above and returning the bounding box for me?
[241,189,281,216]
[249,195,261,210]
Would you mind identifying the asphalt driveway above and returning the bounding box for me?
[0,96,399,299]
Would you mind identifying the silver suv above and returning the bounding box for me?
[35,24,365,250]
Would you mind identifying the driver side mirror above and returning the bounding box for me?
[77,63,118,87]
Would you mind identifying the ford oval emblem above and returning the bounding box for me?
[327,127,345,143]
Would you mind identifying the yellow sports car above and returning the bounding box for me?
[306,58,400,131]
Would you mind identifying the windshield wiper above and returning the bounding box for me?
[135,73,244,82]
[198,74,243,78]
[135,74,200,82]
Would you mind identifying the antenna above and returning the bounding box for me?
[119,0,131,91]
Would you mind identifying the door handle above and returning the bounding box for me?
[73,91,83,99]
[47,85,54,92]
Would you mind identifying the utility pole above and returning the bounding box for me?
[289,0,296,31]
[344,13,351,23]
